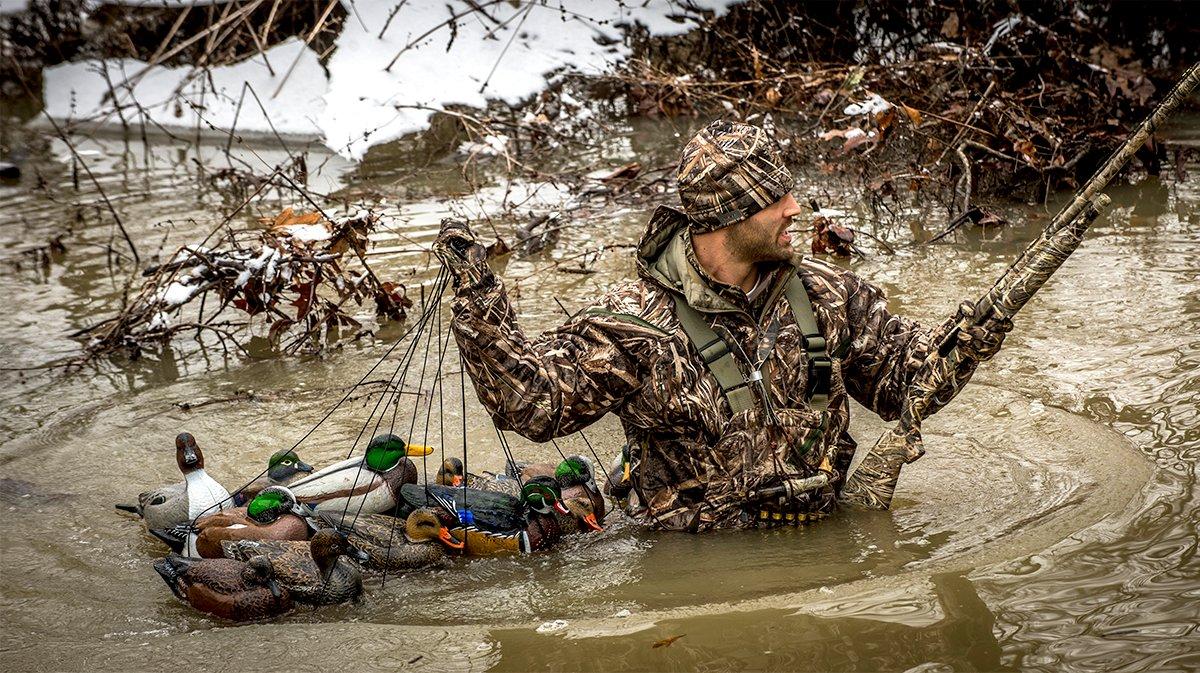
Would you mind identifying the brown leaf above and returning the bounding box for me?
[899,103,923,126]
[940,12,959,38]
[874,107,896,133]
[272,208,294,228]
[600,162,642,183]
[652,634,685,649]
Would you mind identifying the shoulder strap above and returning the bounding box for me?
[670,295,756,414]
[783,274,831,410]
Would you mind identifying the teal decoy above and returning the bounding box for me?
[221,529,368,605]
[287,434,432,517]
[154,553,292,622]
[234,449,315,505]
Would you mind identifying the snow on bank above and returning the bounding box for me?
[44,38,327,139]
[41,0,739,159]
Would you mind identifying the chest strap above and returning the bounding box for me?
[672,273,830,414]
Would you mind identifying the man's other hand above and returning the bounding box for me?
[954,300,1013,362]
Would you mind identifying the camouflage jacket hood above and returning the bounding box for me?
[450,210,978,530]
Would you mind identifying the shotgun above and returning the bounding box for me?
[839,61,1200,510]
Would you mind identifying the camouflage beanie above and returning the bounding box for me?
[669,120,796,233]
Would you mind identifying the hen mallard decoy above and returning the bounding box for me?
[189,487,311,559]
[153,553,292,622]
[324,508,463,572]
[287,434,432,517]
[221,529,368,605]
[435,457,519,494]
[555,496,605,536]
[233,449,315,505]
[115,433,233,534]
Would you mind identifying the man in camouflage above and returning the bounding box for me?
[434,120,1011,531]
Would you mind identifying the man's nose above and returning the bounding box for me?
[781,194,803,218]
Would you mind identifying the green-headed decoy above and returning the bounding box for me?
[233,449,315,505]
[192,487,311,559]
[287,433,432,517]
[154,553,292,622]
[220,529,368,605]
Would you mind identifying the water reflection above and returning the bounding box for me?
[488,573,1007,672]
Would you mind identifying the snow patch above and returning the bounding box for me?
[43,0,741,159]
[44,38,327,139]
[843,94,892,116]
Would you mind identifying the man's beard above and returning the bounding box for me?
[728,221,793,264]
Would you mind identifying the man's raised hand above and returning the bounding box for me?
[433,218,494,290]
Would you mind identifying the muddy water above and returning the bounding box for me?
[0,119,1197,672]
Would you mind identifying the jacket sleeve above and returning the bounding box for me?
[837,270,977,421]
[449,277,654,442]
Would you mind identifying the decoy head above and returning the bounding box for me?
[435,457,465,487]
[521,476,569,516]
[562,497,604,532]
[242,555,284,599]
[309,529,370,575]
[175,432,203,473]
[267,449,313,484]
[365,433,433,472]
[246,486,298,525]
[555,456,597,490]
[405,507,464,550]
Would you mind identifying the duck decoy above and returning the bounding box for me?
[191,487,311,559]
[513,455,606,522]
[115,433,233,534]
[233,449,315,505]
[435,457,520,494]
[153,553,292,622]
[398,481,537,533]
[555,496,605,536]
[287,434,432,517]
[221,529,368,605]
[324,508,463,572]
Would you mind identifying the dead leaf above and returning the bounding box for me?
[900,103,923,126]
[600,162,642,183]
[819,127,861,141]
[940,12,959,38]
[652,634,685,649]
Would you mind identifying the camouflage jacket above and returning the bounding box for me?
[451,213,977,530]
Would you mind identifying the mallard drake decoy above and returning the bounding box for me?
[324,508,463,572]
[115,433,233,534]
[233,449,315,505]
[192,487,311,559]
[153,553,292,622]
[221,529,368,605]
[287,434,432,517]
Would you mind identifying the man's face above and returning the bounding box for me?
[726,194,803,264]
